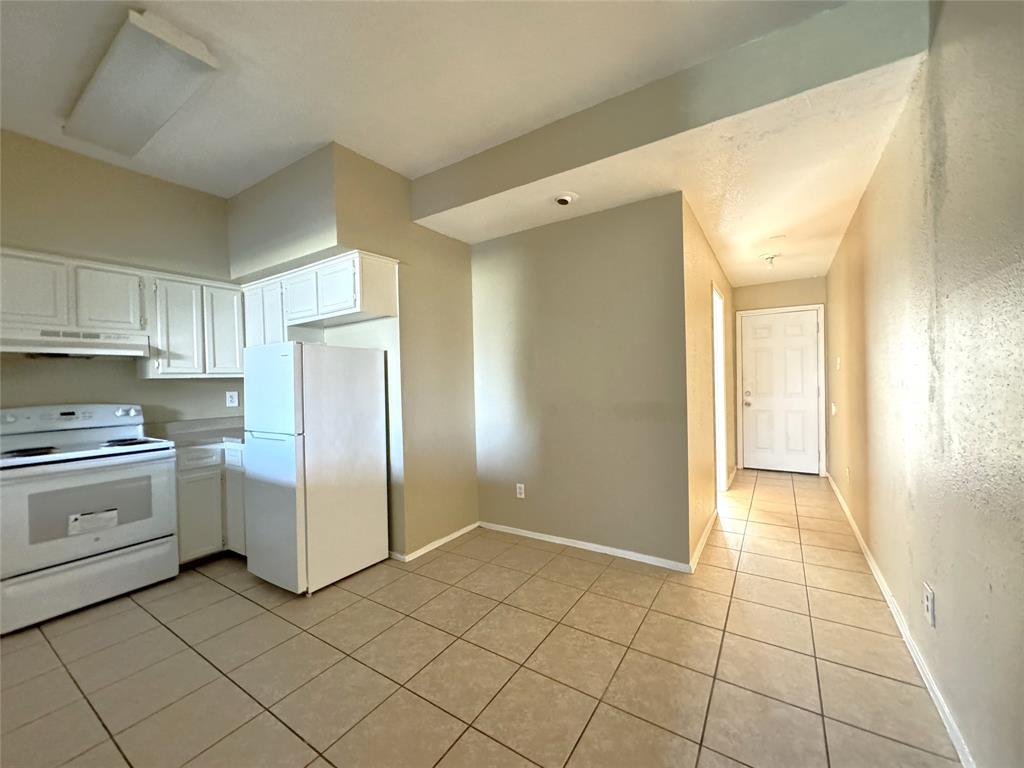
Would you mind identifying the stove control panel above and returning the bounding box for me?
[0,405,145,435]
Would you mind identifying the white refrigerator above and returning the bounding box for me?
[243,341,388,593]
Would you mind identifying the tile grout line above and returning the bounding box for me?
[562,558,670,766]
[695,468,759,765]
[35,625,135,768]
[793,474,833,768]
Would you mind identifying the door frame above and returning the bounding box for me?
[711,283,728,493]
[735,303,826,476]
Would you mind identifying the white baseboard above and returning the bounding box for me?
[389,521,480,563]
[478,521,692,573]
[689,506,719,571]
[825,474,974,768]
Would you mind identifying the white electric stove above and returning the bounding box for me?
[1,404,179,633]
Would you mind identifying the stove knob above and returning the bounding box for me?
[3,415,15,423]
[128,408,138,417]
[115,408,126,417]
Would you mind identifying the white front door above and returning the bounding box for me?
[741,309,820,473]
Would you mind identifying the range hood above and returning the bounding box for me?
[1,327,150,357]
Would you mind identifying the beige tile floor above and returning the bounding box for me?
[0,470,961,768]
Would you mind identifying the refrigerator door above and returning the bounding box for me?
[301,344,389,591]
[243,342,303,435]
[243,431,306,593]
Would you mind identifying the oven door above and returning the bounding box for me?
[0,451,176,579]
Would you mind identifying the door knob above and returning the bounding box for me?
[743,401,752,407]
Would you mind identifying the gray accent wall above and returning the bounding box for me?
[472,194,690,563]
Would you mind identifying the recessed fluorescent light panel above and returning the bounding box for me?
[63,10,218,155]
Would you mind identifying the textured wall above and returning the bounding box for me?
[472,195,690,563]
[0,132,237,425]
[0,131,228,279]
[330,146,479,556]
[733,277,825,311]
[682,199,735,560]
[826,3,1023,765]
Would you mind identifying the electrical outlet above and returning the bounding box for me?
[515,483,526,499]
[923,582,936,627]
[836,356,842,372]
[225,391,239,408]
[831,402,838,417]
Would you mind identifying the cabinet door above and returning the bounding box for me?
[223,447,245,555]
[177,468,224,563]
[0,254,69,327]
[203,286,244,374]
[243,287,265,347]
[75,266,144,331]
[262,283,286,343]
[282,271,318,323]
[155,279,204,374]
[316,258,357,315]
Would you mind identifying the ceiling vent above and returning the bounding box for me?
[63,10,218,156]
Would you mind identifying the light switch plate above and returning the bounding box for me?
[225,391,239,408]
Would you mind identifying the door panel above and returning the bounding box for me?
[75,267,143,330]
[243,342,302,435]
[1,255,69,327]
[177,468,223,563]
[155,279,204,374]
[262,283,285,343]
[742,310,819,473]
[316,258,357,315]
[282,272,318,324]
[243,432,304,593]
[203,287,244,374]
[243,287,264,347]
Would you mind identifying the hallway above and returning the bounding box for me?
[1,471,957,768]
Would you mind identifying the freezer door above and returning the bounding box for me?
[243,431,305,593]
[243,342,303,435]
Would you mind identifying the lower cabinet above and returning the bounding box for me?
[177,465,224,563]
[176,443,245,563]
[223,444,246,555]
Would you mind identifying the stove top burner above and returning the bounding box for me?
[2,447,56,458]
[103,438,155,447]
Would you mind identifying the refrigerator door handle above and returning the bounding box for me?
[248,431,292,441]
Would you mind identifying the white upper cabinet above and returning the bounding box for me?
[282,271,319,323]
[1,254,69,327]
[262,283,285,343]
[244,282,286,347]
[75,266,144,331]
[243,285,265,347]
[153,279,204,375]
[141,279,244,379]
[245,251,397,332]
[203,286,244,374]
[316,257,357,315]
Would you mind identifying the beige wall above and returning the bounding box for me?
[682,199,735,561]
[0,355,242,427]
[0,131,238,425]
[0,131,228,279]
[733,277,825,311]
[472,194,690,563]
[232,144,479,556]
[227,144,337,280]
[826,3,1023,765]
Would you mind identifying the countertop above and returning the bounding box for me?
[150,417,244,448]
[170,430,244,448]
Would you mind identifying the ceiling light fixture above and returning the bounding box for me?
[554,192,579,207]
[63,10,219,156]
[761,253,781,270]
